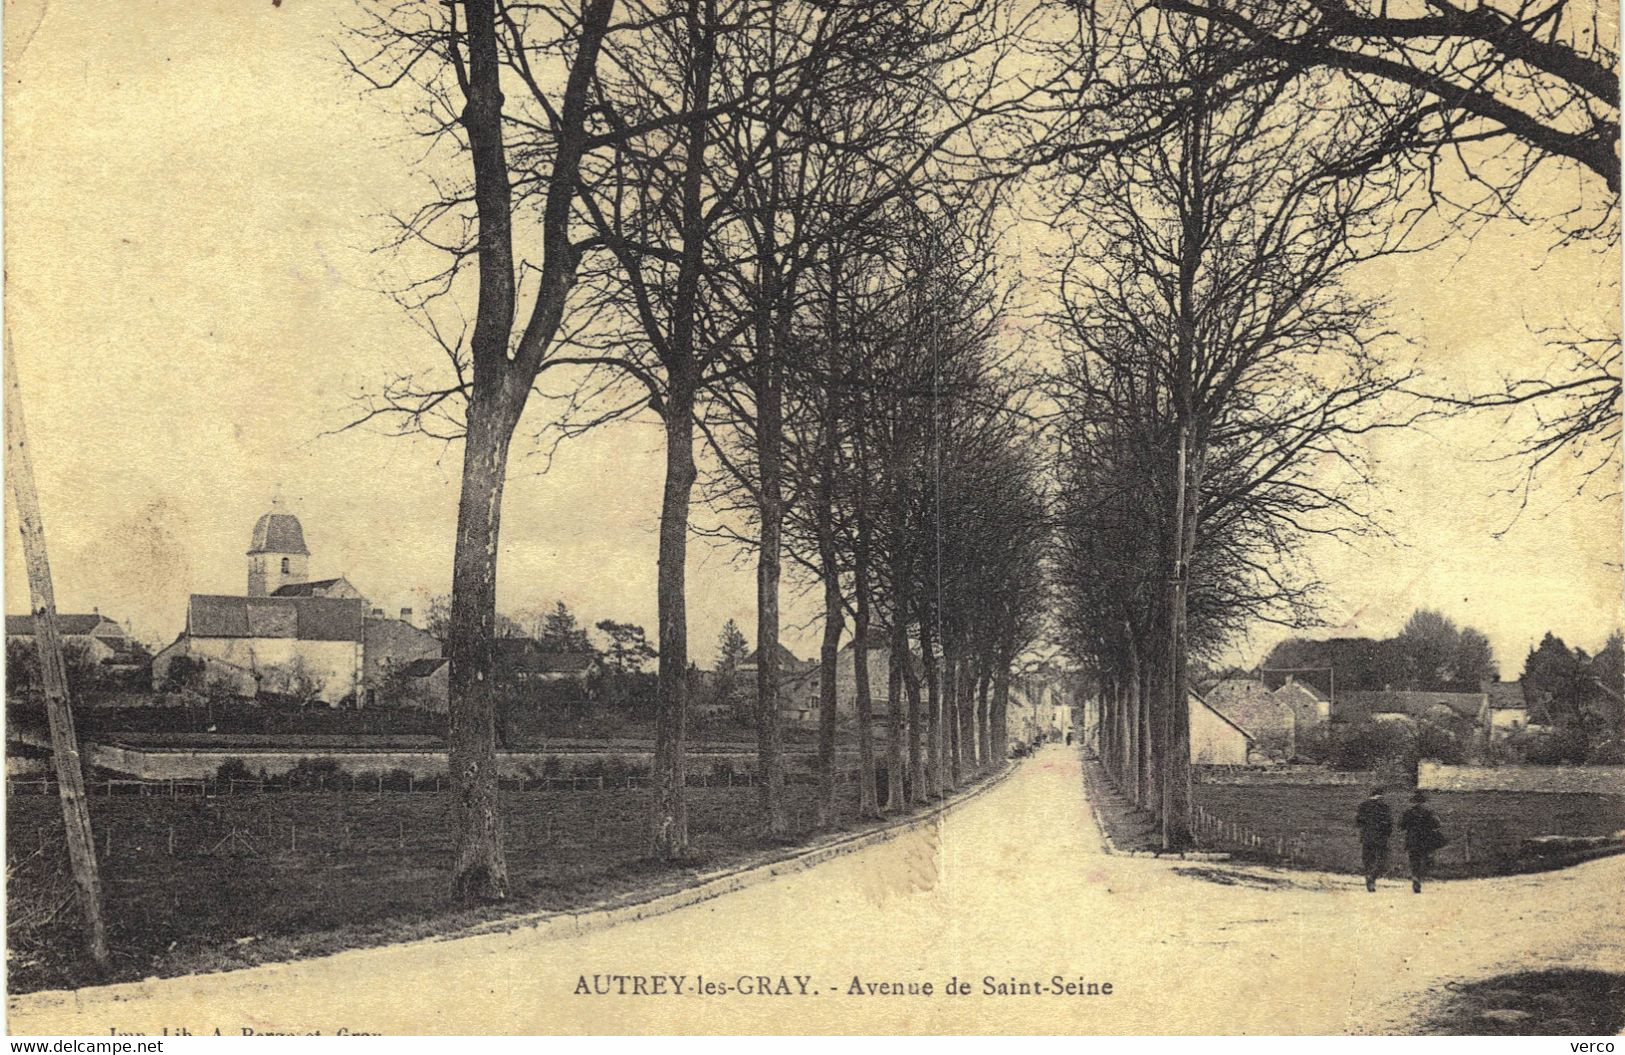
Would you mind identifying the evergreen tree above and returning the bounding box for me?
[716,619,750,673]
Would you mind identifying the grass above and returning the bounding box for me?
[6,772,976,995]
[1416,969,1625,1035]
[1193,784,1625,877]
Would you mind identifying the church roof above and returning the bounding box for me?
[248,512,309,556]
[272,578,349,597]
[188,595,363,642]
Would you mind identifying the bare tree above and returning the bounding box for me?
[1046,7,1424,845]
[345,0,618,900]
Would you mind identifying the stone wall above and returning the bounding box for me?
[1195,764,1377,786]
[86,743,833,781]
[1419,762,1625,795]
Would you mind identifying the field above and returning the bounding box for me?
[6,778,911,995]
[1193,783,1625,876]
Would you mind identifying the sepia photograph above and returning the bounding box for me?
[3,0,1622,1038]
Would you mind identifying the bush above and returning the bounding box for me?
[163,655,207,694]
[382,768,416,791]
[1415,719,1468,764]
[1518,727,1591,765]
[1587,738,1625,765]
[286,757,345,789]
[215,757,255,785]
[1293,725,1332,764]
[1330,720,1414,772]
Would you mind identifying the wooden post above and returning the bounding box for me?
[4,335,109,969]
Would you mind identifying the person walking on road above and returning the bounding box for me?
[1400,791,1447,893]
[1355,787,1392,892]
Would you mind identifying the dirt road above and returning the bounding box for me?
[9,746,1620,1034]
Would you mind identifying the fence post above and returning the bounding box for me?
[168,825,175,857]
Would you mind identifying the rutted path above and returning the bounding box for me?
[9,746,1620,1034]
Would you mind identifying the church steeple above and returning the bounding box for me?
[247,497,310,597]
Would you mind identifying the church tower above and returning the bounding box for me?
[247,499,310,597]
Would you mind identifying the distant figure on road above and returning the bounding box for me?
[1399,791,1447,894]
[1355,787,1392,892]
[1065,731,1073,746]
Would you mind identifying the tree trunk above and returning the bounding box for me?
[885,616,907,810]
[991,654,1010,763]
[900,621,926,802]
[943,638,962,790]
[816,563,843,827]
[1124,638,1142,803]
[919,616,943,797]
[1163,429,1204,850]
[447,398,523,901]
[754,305,788,838]
[852,463,879,815]
[651,383,697,859]
[955,646,968,770]
[976,659,992,769]
[1139,650,1159,816]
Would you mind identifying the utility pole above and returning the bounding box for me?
[4,335,110,968]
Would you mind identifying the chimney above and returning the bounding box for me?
[400,607,414,626]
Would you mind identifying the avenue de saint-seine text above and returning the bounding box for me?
[573,975,1115,998]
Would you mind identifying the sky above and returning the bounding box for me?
[3,0,1621,677]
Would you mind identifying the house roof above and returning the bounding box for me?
[742,642,810,669]
[400,657,449,678]
[248,512,309,556]
[1485,680,1528,711]
[1274,679,1328,704]
[1205,685,1293,738]
[188,595,364,642]
[1338,690,1484,721]
[493,638,595,673]
[6,613,123,638]
[1205,677,1272,706]
[272,578,348,597]
[1191,689,1255,742]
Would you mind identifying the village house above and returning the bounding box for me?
[1008,672,1074,747]
[1335,689,1486,727]
[493,638,598,686]
[387,656,450,712]
[363,612,445,708]
[1189,688,1255,764]
[1204,677,1296,760]
[1272,676,1331,732]
[1483,679,1549,740]
[780,637,917,728]
[6,610,134,665]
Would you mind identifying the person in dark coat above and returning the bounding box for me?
[1355,787,1392,892]
[1399,791,1446,893]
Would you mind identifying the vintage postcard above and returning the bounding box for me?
[4,0,1622,1038]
